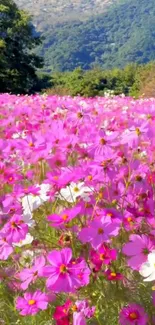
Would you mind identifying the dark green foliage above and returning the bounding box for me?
[45,62,155,98]
[0,0,43,94]
[130,62,155,98]
[45,64,137,97]
[37,0,155,72]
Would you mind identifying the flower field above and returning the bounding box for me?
[1,94,155,324]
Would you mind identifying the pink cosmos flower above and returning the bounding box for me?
[73,300,95,325]
[16,290,49,315]
[22,185,41,196]
[73,312,86,325]
[53,300,72,325]
[119,303,148,325]
[121,121,149,148]
[19,256,45,290]
[88,129,119,157]
[104,269,123,281]
[79,219,119,249]
[2,215,28,243]
[76,199,94,217]
[90,244,117,270]
[54,299,95,325]
[75,300,95,318]
[74,258,91,287]
[123,213,142,231]
[47,206,81,228]
[122,234,154,270]
[2,195,22,216]
[101,208,123,225]
[43,248,90,292]
[0,232,13,260]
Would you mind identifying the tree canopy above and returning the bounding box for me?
[44,62,155,98]
[0,0,43,94]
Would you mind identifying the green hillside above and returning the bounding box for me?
[36,0,155,72]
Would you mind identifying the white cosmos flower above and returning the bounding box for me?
[12,131,26,139]
[139,250,155,281]
[13,233,34,247]
[139,150,147,158]
[22,210,35,228]
[39,183,50,201]
[59,181,93,203]
[19,250,34,267]
[22,195,41,215]
[22,183,50,216]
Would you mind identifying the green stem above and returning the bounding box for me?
[95,316,102,325]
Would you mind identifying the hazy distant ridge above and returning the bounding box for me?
[16,0,115,30]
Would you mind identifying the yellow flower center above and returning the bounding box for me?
[62,214,69,221]
[73,186,79,192]
[129,312,138,320]
[59,264,68,273]
[87,175,93,181]
[55,160,62,167]
[77,112,83,119]
[135,128,141,136]
[100,138,107,145]
[98,192,103,199]
[85,202,92,208]
[110,272,116,277]
[107,212,113,218]
[11,222,18,229]
[98,228,104,235]
[29,142,34,147]
[72,305,78,312]
[9,208,15,213]
[127,217,133,222]
[143,248,149,255]
[28,299,36,305]
[136,175,143,182]
[99,253,105,260]
[78,273,83,279]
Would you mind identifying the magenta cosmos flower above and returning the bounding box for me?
[90,244,117,270]
[43,248,90,292]
[54,299,95,325]
[73,312,86,325]
[79,219,119,249]
[3,215,28,243]
[119,303,148,325]
[47,206,81,228]
[104,269,123,281]
[0,232,13,260]
[53,300,72,325]
[16,290,49,315]
[19,256,45,290]
[122,234,154,270]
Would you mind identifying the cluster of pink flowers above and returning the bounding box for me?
[1,93,155,324]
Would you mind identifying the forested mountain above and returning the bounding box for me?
[15,0,155,72]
